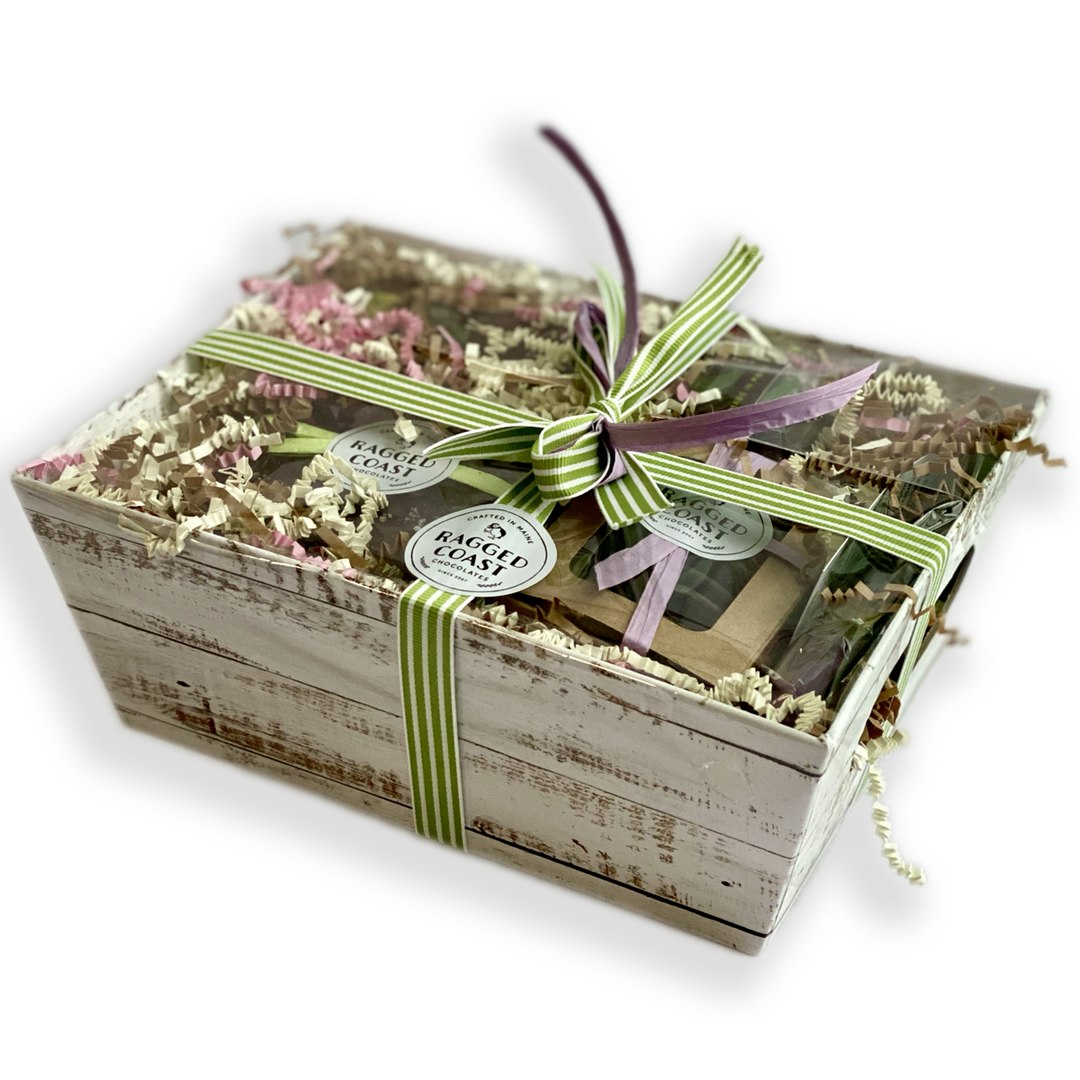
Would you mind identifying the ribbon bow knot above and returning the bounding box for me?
[422,235,766,528]
[531,409,621,500]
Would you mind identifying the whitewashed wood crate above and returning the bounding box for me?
[13,345,1043,955]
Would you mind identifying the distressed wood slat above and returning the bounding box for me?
[76,609,789,933]
[117,706,769,954]
[11,449,968,947]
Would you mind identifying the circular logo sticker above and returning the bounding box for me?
[405,505,558,597]
[326,420,461,494]
[641,488,773,561]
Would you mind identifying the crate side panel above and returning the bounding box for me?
[117,706,768,954]
[774,611,954,923]
[774,729,867,925]
[76,608,790,934]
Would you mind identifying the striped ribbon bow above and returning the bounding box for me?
[420,237,762,530]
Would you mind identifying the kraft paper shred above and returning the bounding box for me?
[810,366,1063,487]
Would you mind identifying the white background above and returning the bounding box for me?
[3,3,1077,1077]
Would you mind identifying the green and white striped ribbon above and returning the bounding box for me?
[593,262,626,386]
[415,238,761,525]
[192,330,537,430]
[398,581,471,847]
[188,247,947,848]
[593,451,670,530]
[397,474,556,848]
[640,453,948,694]
[608,237,759,414]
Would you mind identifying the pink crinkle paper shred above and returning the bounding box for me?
[248,530,358,579]
[18,453,85,483]
[242,277,428,381]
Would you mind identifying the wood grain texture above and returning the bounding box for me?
[116,707,769,955]
[17,479,828,759]
[74,608,791,933]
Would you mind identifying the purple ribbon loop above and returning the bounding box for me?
[608,363,878,452]
[621,547,690,655]
[573,301,612,391]
[541,126,638,376]
[592,443,807,658]
[542,126,876,661]
[594,532,681,591]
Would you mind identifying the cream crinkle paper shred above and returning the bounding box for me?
[472,606,833,735]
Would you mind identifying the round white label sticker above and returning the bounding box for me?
[405,505,558,597]
[641,489,773,561]
[326,420,461,494]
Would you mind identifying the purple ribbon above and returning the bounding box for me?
[593,366,877,657]
[573,301,612,391]
[597,534,692,655]
[594,443,812,656]
[608,363,877,452]
[541,127,638,377]
[588,349,875,659]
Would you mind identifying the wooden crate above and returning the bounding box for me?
[12,353,1037,955]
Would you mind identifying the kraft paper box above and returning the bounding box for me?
[12,223,1049,954]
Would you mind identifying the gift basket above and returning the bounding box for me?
[14,129,1059,953]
